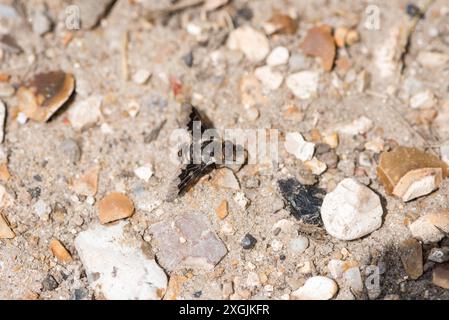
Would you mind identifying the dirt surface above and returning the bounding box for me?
[1,0,449,300]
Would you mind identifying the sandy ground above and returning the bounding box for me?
[1,0,449,300]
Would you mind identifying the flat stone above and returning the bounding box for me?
[286,71,319,99]
[149,213,227,271]
[305,157,327,175]
[400,239,423,279]
[0,213,14,239]
[409,211,449,243]
[433,262,449,289]
[284,132,315,161]
[75,221,167,299]
[49,239,72,263]
[72,166,99,197]
[266,46,289,66]
[428,247,449,263]
[98,192,134,224]
[254,66,283,90]
[227,26,270,62]
[321,178,383,240]
[301,26,336,71]
[233,192,250,209]
[68,95,102,131]
[291,276,338,300]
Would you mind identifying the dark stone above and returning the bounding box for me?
[182,51,194,67]
[280,254,286,261]
[33,175,42,182]
[27,187,41,199]
[241,233,257,250]
[42,275,59,291]
[406,3,423,18]
[233,6,253,27]
[315,143,331,155]
[193,291,202,298]
[278,178,324,225]
[73,288,87,300]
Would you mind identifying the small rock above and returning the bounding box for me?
[254,66,283,90]
[75,221,167,299]
[74,0,116,29]
[132,69,151,85]
[345,29,360,46]
[433,262,449,289]
[72,166,99,196]
[301,25,336,71]
[428,247,449,263]
[410,90,437,109]
[98,192,134,224]
[233,192,250,209]
[182,51,194,67]
[241,233,257,250]
[32,11,53,36]
[134,165,153,182]
[289,236,309,254]
[417,51,449,68]
[409,211,449,243]
[42,275,59,291]
[338,116,373,135]
[68,95,102,131]
[284,132,315,161]
[322,132,339,149]
[34,200,52,219]
[400,239,423,280]
[286,71,319,99]
[334,27,349,47]
[213,168,240,190]
[263,13,297,35]
[0,83,15,97]
[59,138,81,163]
[227,26,270,62]
[304,157,327,175]
[291,276,338,300]
[266,46,289,66]
[0,213,14,239]
[344,266,363,293]
[216,200,229,220]
[377,147,449,202]
[150,213,227,271]
[50,239,72,263]
[246,272,260,287]
[244,105,259,121]
[321,178,383,240]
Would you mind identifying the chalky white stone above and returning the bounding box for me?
[227,26,270,62]
[292,276,338,300]
[284,132,315,161]
[75,222,167,300]
[321,178,383,240]
[286,71,319,99]
[266,46,289,66]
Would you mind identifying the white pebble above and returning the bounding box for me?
[286,71,319,99]
[266,46,289,66]
[410,90,437,109]
[132,69,151,85]
[284,132,315,161]
[292,276,338,300]
[254,66,283,90]
[227,26,270,62]
[134,165,153,182]
[289,236,309,254]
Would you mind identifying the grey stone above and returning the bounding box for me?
[428,247,449,263]
[74,0,116,29]
[59,138,81,163]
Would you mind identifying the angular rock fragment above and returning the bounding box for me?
[72,166,99,197]
[75,222,167,300]
[17,71,75,122]
[400,239,423,280]
[67,95,102,131]
[286,71,319,99]
[321,178,383,240]
[227,26,270,62]
[216,200,228,220]
[409,211,449,243]
[213,168,240,190]
[291,276,338,300]
[266,46,289,66]
[284,132,315,161]
[433,262,449,289]
[98,192,134,224]
[49,239,72,263]
[301,26,336,71]
[263,13,297,35]
[428,247,449,263]
[0,213,14,239]
[254,66,283,90]
[377,147,449,202]
[150,213,227,271]
[278,178,324,225]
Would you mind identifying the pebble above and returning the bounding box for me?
[227,26,270,62]
[254,66,283,90]
[338,116,373,135]
[410,90,437,109]
[344,266,364,293]
[68,95,102,131]
[0,83,14,97]
[50,239,72,263]
[216,200,229,220]
[266,46,289,66]
[321,178,383,240]
[75,221,167,299]
[132,69,151,85]
[0,213,14,239]
[72,166,99,196]
[74,0,116,29]
[34,200,52,219]
[301,26,336,71]
[432,262,449,289]
[304,157,327,175]
[377,147,448,202]
[284,132,315,161]
[409,211,449,243]
[286,71,319,99]
[182,51,194,67]
[16,112,28,125]
[213,168,240,190]
[233,192,250,209]
[428,247,449,263]
[289,236,309,254]
[417,51,449,68]
[32,11,52,36]
[271,239,283,252]
[241,233,257,250]
[149,213,227,271]
[42,275,59,291]
[263,13,297,35]
[134,165,153,182]
[400,239,423,280]
[59,138,81,163]
[291,276,338,300]
[98,192,134,224]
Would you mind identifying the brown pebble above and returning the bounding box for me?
[0,213,15,239]
[433,262,449,289]
[0,163,10,182]
[72,166,100,196]
[216,200,229,220]
[400,238,423,280]
[301,25,336,71]
[334,27,349,47]
[50,239,72,263]
[345,29,360,46]
[98,192,134,224]
[267,13,298,35]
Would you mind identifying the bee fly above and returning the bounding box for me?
[166,103,245,201]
